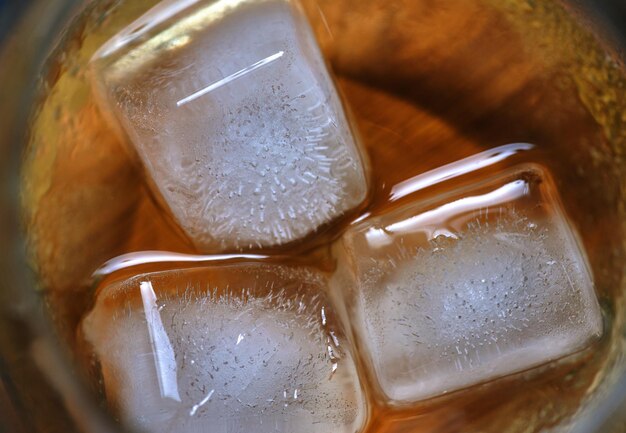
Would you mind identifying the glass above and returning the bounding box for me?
[1,1,626,432]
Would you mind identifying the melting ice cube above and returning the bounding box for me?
[82,263,365,433]
[89,0,368,252]
[335,164,603,404]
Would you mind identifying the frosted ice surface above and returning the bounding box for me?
[338,164,603,404]
[90,0,368,252]
[82,264,365,433]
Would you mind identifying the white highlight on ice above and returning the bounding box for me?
[177,51,285,106]
[140,281,181,402]
[189,389,215,416]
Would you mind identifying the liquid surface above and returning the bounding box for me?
[21,0,626,432]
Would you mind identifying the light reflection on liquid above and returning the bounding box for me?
[93,251,270,279]
[366,179,529,248]
[389,142,534,202]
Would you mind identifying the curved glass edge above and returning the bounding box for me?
[557,2,626,431]
[570,367,626,433]
[0,1,624,433]
[0,1,122,432]
[561,0,626,67]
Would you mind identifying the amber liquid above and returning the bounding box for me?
[22,0,626,432]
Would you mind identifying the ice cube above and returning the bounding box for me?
[335,164,603,404]
[82,263,366,433]
[89,0,368,252]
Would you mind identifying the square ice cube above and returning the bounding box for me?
[82,263,366,433]
[336,164,603,404]
[89,0,368,252]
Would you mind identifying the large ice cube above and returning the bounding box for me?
[89,0,368,252]
[335,164,603,404]
[82,263,366,433]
